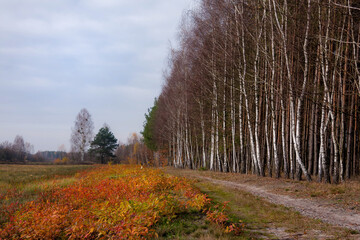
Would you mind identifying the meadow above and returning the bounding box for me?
[0,164,95,189]
[0,164,242,239]
[0,165,95,232]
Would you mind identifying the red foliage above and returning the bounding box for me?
[0,165,214,239]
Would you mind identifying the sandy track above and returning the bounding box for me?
[196,175,360,232]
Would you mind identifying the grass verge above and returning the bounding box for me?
[166,168,359,239]
[167,168,360,213]
[155,209,246,239]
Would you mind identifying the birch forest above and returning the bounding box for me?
[150,0,360,183]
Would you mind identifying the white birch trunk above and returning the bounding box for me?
[231,76,237,172]
[216,107,221,171]
[233,2,245,173]
[268,0,280,177]
[222,28,228,172]
[240,1,259,174]
[272,0,311,180]
[253,3,266,176]
[200,102,206,168]
[210,81,216,171]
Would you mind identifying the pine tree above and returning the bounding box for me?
[90,126,118,164]
[141,99,158,151]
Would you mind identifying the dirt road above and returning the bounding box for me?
[196,175,360,232]
[165,168,360,239]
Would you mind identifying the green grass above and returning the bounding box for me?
[165,168,360,239]
[0,164,96,199]
[155,210,247,240]
[0,164,95,188]
[194,181,356,239]
[156,211,206,239]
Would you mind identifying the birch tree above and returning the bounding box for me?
[70,108,94,162]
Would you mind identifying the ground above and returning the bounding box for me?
[1,164,360,239]
[165,167,360,239]
[0,164,243,239]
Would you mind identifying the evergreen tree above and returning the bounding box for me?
[90,126,118,164]
[141,99,158,151]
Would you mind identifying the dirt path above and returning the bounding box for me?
[195,175,360,232]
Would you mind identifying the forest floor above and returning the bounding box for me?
[165,167,360,239]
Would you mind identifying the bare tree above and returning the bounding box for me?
[13,135,26,161]
[25,142,34,155]
[13,135,25,153]
[148,0,360,184]
[70,108,94,162]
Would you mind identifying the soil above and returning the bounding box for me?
[198,175,360,231]
[165,168,360,239]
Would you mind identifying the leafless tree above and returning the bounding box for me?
[148,0,360,184]
[70,108,94,162]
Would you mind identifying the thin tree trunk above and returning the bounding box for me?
[272,0,311,181]
[231,75,237,172]
[222,27,229,172]
[268,0,280,177]
[346,94,354,179]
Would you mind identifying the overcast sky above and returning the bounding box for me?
[0,0,195,152]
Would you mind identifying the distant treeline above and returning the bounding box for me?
[0,133,157,165]
[0,136,46,163]
[115,133,167,167]
[0,136,70,163]
[37,151,67,161]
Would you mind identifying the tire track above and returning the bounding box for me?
[196,175,360,232]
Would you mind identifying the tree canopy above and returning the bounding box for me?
[90,126,118,164]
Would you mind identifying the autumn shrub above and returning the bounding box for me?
[206,201,245,235]
[0,165,242,239]
[54,157,70,165]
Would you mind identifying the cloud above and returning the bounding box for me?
[0,0,194,151]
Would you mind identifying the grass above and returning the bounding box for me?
[195,182,272,239]
[166,168,359,239]
[0,164,95,201]
[156,211,207,239]
[0,164,95,226]
[155,211,246,240]
[166,167,360,213]
[3,164,357,239]
[1,165,246,239]
[0,164,95,188]
[1,165,245,239]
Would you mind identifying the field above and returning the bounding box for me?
[3,164,359,239]
[0,164,242,239]
[0,165,95,231]
[0,165,95,189]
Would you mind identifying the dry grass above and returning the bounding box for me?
[0,164,95,197]
[165,167,360,239]
[165,168,360,213]
[0,164,95,226]
[0,164,94,188]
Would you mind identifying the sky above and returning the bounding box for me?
[0,0,195,152]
